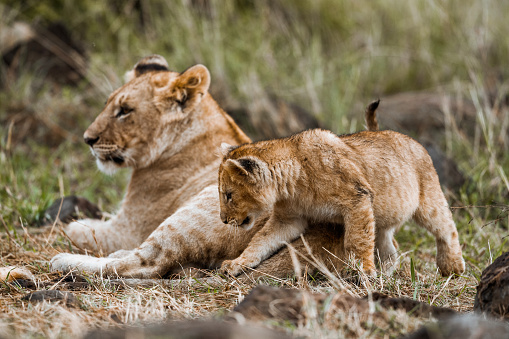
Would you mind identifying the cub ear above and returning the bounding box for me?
[219,143,236,157]
[170,64,211,112]
[225,157,265,184]
[124,55,169,83]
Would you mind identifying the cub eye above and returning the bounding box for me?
[225,192,232,202]
[116,106,133,118]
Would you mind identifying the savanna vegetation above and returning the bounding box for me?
[1,0,508,337]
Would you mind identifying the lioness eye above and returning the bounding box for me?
[116,106,132,118]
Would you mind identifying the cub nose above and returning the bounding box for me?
[84,136,99,146]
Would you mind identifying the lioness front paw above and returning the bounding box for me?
[220,259,245,277]
[50,253,80,273]
[50,253,114,275]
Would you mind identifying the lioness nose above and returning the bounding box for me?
[84,136,99,146]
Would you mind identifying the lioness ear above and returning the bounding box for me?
[124,55,169,83]
[219,143,236,157]
[177,64,211,92]
[170,64,211,112]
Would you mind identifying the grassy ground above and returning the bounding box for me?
[1,0,509,338]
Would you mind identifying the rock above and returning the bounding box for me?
[230,285,376,326]
[41,195,101,225]
[1,21,87,86]
[375,91,477,139]
[0,22,35,54]
[230,286,455,326]
[13,273,91,290]
[405,314,509,339]
[352,93,472,191]
[474,251,509,318]
[22,290,81,308]
[227,95,320,141]
[0,22,89,148]
[369,292,456,319]
[84,320,292,339]
[231,285,313,323]
[422,142,466,192]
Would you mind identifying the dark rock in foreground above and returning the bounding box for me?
[22,290,81,308]
[84,320,292,339]
[405,314,509,339]
[369,292,456,319]
[474,251,509,318]
[13,273,91,290]
[230,285,455,328]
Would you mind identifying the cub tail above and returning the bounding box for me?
[365,99,380,131]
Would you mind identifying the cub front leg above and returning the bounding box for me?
[342,195,376,276]
[221,213,307,276]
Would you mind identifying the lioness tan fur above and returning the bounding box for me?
[50,55,348,278]
[218,126,465,276]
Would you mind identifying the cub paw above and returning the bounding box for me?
[364,267,377,278]
[438,256,466,277]
[220,259,245,277]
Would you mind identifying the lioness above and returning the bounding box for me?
[218,125,465,276]
[50,55,346,278]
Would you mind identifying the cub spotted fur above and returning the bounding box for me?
[218,127,465,276]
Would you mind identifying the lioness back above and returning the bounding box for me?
[219,128,464,277]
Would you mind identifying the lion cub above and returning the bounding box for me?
[218,124,465,277]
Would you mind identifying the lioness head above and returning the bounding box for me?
[84,55,211,174]
[218,143,275,230]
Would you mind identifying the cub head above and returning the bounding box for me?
[218,143,275,230]
[83,55,211,174]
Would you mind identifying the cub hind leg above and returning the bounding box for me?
[413,193,465,276]
[375,228,400,275]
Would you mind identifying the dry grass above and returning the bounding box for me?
[1,223,481,338]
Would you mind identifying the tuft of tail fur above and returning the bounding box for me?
[365,99,380,131]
